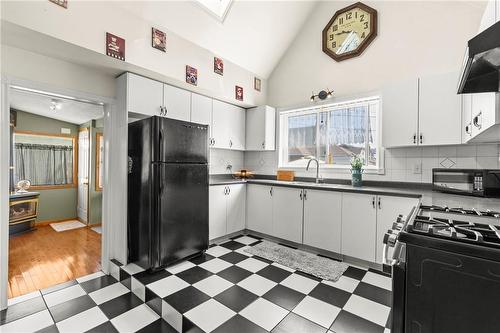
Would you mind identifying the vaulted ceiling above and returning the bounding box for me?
[114,1,318,78]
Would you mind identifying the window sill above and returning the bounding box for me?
[278,165,385,175]
[29,184,77,190]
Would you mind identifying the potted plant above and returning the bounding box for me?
[350,154,364,187]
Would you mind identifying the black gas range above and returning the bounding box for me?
[384,204,500,333]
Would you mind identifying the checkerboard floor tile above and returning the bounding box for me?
[1,233,393,333]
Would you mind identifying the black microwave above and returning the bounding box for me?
[432,169,500,197]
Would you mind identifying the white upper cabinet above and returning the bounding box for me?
[211,100,231,149]
[418,71,462,146]
[462,94,473,143]
[228,105,246,150]
[246,106,276,151]
[191,93,212,126]
[125,73,163,116]
[246,184,273,235]
[469,93,500,142]
[382,79,419,147]
[163,84,191,122]
[272,186,303,243]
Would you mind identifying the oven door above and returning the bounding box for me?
[405,244,500,333]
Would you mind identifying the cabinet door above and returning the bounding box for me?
[272,187,303,243]
[341,193,377,262]
[163,84,191,122]
[471,92,498,137]
[212,100,231,149]
[209,186,227,240]
[418,71,462,146]
[382,79,419,147]
[303,190,342,253]
[375,195,419,264]
[126,73,163,116]
[226,184,246,234]
[246,185,273,235]
[229,105,246,150]
[246,106,275,151]
[462,94,473,143]
[191,94,212,126]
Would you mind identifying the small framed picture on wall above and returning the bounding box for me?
[186,65,198,86]
[235,86,244,101]
[106,32,125,61]
[49,0,67,8]
[214,57,223,75]
[152,28,166,52]
[254,77,261,92]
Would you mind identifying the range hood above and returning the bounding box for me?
[457,21,500,94]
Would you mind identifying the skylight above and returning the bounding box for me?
[195,0,233,22]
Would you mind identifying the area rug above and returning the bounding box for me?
[50,220,86,232]
[91,226,102,234]
[245,241,348,282]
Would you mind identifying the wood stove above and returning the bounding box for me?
[9,192,39,235]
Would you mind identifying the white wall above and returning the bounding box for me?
[1,1,267,107]
[267,1,484,108]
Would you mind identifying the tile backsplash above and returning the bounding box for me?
[243,144,500,184]
[209,149,244,174]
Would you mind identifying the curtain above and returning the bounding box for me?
[14,143,73,186]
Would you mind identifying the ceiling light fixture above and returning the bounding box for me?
[310,89,334,102]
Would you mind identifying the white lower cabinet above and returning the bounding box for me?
[272,187,304,243]
[246,184,273,235]
[341,193,378,262]
[303,190,342,254]
[209,184,246,240]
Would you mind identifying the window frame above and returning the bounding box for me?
[13,130,78,190]
[278,96,383,173]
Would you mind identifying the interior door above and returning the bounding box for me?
[77,130,89,223]
[158,163,208,267]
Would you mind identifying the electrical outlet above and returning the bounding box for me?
[413,162,422,174]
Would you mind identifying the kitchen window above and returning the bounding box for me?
[279,96,381,170]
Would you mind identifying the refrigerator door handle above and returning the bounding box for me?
[159,129,164,159]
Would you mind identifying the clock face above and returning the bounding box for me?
[322,3,377,61]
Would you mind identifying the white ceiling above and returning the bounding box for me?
[10,89,104,125]
[115,0,318,78]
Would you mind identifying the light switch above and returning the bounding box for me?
[413,162,422,174]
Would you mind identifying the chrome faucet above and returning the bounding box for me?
[306,158,321,183]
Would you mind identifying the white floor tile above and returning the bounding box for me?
[122,263,145,275]
[56,307,108,333]
[384,329,391,333]
[110,262,120,281]
[193,275,233,297]
[166,261,196,274]
[343,294,391,326]
[240,298,288,331]
[199,258,232,273]
[362,272,392,291]
[7,290,41,306]
[43,284,86,308]
[147,275,189,298]
[162,300,182,333]
[76,271,105,284]
[206,246,232,257]
[0,309,53,333]
[111,304,160,332]
[237,274,277,296]
[292,296,341,328]
[236,257,269,273]
[233,236,260,245]
[280,274,319,294]
[88,282,129,305]
[235,246,253,257]
[131,277,146,301]
[184,299,236,332]
[322,275,360,293]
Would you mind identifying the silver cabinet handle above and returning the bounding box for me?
[378,197,381,209]
[473,112,482,129]
[303,189,307,200]
[159,106,163,116]
[228,186,231,195]
[419,134,423,144]
[229,140,233,148]
[262,142,265,149]
[269,187,273,196]
[413,134,417,144]
[372,197,376,209]
[299,190,303,200]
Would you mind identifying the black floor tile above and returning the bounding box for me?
[176,266,213,285]
[136,319,177,333]
[217,265,253,284]
[219,252,248,264]
[214,285,258,312]
[256,265,292,283]
[110,259,123,267]
[133,269,171,286]
[342,266,366,280]
[98,292,143,319]
[294,270,322,282]
[49,295,96,323]
[79,275,118,293]
[368,267,392,278]
[86,321,119,333]
[262,285,306,311]
[386,310,392,328]
[330,310,385,333]
[354,282,392,307]
[35,324,59,333]
[309,283,351,308]
[163,286,210,314]
[220,240,246,251]
[182,317,205,333]
[212,314,267,333]
[41,280,78,295]
[272,312,327,333]
[189,253,216,265]
[1,296,47,325]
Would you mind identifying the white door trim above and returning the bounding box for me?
[0,76,127,310]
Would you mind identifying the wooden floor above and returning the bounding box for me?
[8,225,101,299]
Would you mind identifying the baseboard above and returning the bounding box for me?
[35,217,79,226]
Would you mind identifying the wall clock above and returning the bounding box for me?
[322,2,377,62]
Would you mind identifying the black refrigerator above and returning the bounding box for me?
[128,116,209,271]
